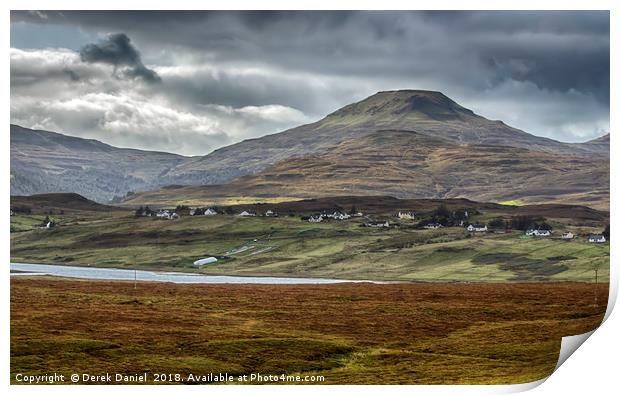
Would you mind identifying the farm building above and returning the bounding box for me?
[398,211,415,220]
[588,235,606,243]
[467,224,487,232]
[193,257,218,266]
[561,232,574,240]
[156,210,179,220]
[366,220,390,228]
[526,229,551,237]
[238,211,256,217]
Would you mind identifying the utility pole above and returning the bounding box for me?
[594,267,598,307]
[133,252,138,291]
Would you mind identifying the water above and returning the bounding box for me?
[10,262,351,285]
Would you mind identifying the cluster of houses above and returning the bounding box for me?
[155,210,179,220]
[189,208,218,216]
[525,228,551,237]
[308,210,363,223]
[132,203,609,244]
[365,220,390,228]
[397,211,415,220]
[467,224,487,232]
[237,209,279,217]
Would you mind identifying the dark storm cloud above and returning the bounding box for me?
[17,10,608,107]
[79,33,160,82]
[10,10,610,152]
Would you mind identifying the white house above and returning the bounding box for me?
[561,232,574,240]
[366,220,390,228]
[424,223,443,230]
[333,212,351,220]
[156,210,179,219]
[588,235,606,243]
[193,257,218,266]
[204,208,217,216]
[525,229,551,237]
[467,224,487,232]
[189,209,196,216]
[265,210,277,217]
[352,212,364,217]
[398,211,415,220]
[238,211,256,217]
[308,216,323,223]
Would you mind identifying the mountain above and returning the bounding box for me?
[574,133,610,155]
[11,90,610,207]
[10,124,189,202]
[124,129,610,210]
[161,90,608,185]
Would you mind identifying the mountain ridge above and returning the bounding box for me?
[123,129,610,209]
[161,90,608,186]
[10,89,610,204]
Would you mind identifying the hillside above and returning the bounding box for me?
[124,130,609,209]
[161,90,608,185]
[10,193,125,214]
[11,90,609,206]
[575,133,610,155]
[10,124,188,202]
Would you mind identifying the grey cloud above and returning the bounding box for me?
[79,33,160,83]
[10,11,610,150]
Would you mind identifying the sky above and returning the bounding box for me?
[10,10,610,156]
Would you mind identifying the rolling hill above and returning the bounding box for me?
[160,90,608,185]
[10,124,188,202]
[124,129,610,209]
[11,90,609,208]
[10,193,125,214]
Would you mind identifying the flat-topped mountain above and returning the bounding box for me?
[125,129,609,210]
[11,90,609,207]
[162,90,608,186]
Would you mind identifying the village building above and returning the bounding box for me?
[155,210,179,219]
[204,208,217,216]
[424,223,443,230]
[264,210,278,217]
[588,235,606,243]
[238,211,256,217]
[334,212,351,220]
[189,209,196,216]
[467,224,487,232]
[193,257,218,266]
[308,216,323,223]
[366,220,390,228]
[398,211,415,220]
[561,232,574,240]
[526,229,551,237]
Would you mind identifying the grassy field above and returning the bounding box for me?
[10,211,609,282]
[10,277,607,384]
